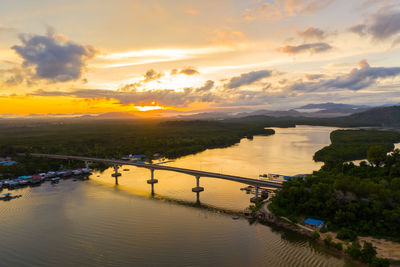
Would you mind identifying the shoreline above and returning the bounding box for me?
[254,201,400,265]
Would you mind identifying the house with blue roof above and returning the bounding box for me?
[304,218,325,230]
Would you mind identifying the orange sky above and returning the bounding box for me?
[1,0,400,116]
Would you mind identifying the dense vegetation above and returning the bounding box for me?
[0,119,275,177]
[270,149,400,242]
[314,130,400,162]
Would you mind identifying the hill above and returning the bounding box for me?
[345,106,400,127]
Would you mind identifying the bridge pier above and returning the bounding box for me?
[195,192,201,205]
[250,186,263,203]
[192,176,204,192]
[147,168,158,184]
[111,165,121,184]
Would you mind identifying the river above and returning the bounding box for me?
[0,126,358,266]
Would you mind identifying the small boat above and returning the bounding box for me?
[240,186,254,192]
[123,169,130,171]
[7,181,19,189]
[81,168,92,174]
[18,179,30,186]
[232,216,240,220]
[30,176,42,185]
[0,193,22,201]
[260,173,292,181]
[51,177,60,184]
[46,171,57,178]
[73,169,83,175]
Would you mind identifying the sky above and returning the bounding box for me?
[1,0,400,117]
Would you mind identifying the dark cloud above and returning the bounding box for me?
[225,70,272,89]
[144,69,164,82]
[297,27,325,40]
[11,30,96,82]
[119,69,165,92]
[195,80,214,92]
[33,80,218,107]
[278,42,332,54]
[349,8,400,41]
[179,67,199,75]
[170,67,200,75]
[290,59,400,91]
[348,24,367,36]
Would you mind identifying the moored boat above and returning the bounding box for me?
[0,193,22,201]
[259,173,291,182]
[81,168,92,174]
[51,177,60,184]
[72,169,83,175]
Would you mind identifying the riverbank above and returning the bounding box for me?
[255,201,400,265]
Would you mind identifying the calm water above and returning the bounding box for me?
[1,126,358,266]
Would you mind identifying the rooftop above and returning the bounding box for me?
[304,218,325,227]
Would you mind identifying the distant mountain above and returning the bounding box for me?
[345,106,400,127]
[173,104,372,120]
[175,112,235,120]
[236,109,303,117]
[90,112,138,120]
[299,102,368,110]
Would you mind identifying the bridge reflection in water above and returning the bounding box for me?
[26,153,283,202]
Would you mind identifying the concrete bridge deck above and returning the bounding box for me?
[25,153,283,189]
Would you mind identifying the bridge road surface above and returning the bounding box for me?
[25,153,283,188]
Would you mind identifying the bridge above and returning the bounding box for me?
[25,153,283,202]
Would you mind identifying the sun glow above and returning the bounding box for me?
[135,105,164,112]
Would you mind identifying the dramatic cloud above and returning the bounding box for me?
[144,69,164,82]
[170,67,199,76]
[11,30,96,82]
[290,59,400,91]
[179,67,199,75]
[297,27,325,40]
[243,0,336,20]
[119,69,165,92]
[349,24,368,36]
[278,42,332,54]
[195,80,214,92]
[349,8,400,41]
[33,86,218,107]
[225,70,272,89]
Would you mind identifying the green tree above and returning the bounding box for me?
[369,257,390,267]
[337,228,357,241]
[346,241,362,259]
[367,145,387,167]
[360,242,377,264]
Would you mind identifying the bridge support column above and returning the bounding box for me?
[250,186,262,203]
[111,165,121,184]
[147,168,158,184]
[192,176,204,192]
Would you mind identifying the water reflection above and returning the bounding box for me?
[0,126,357,267]
[91,125,339,212]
